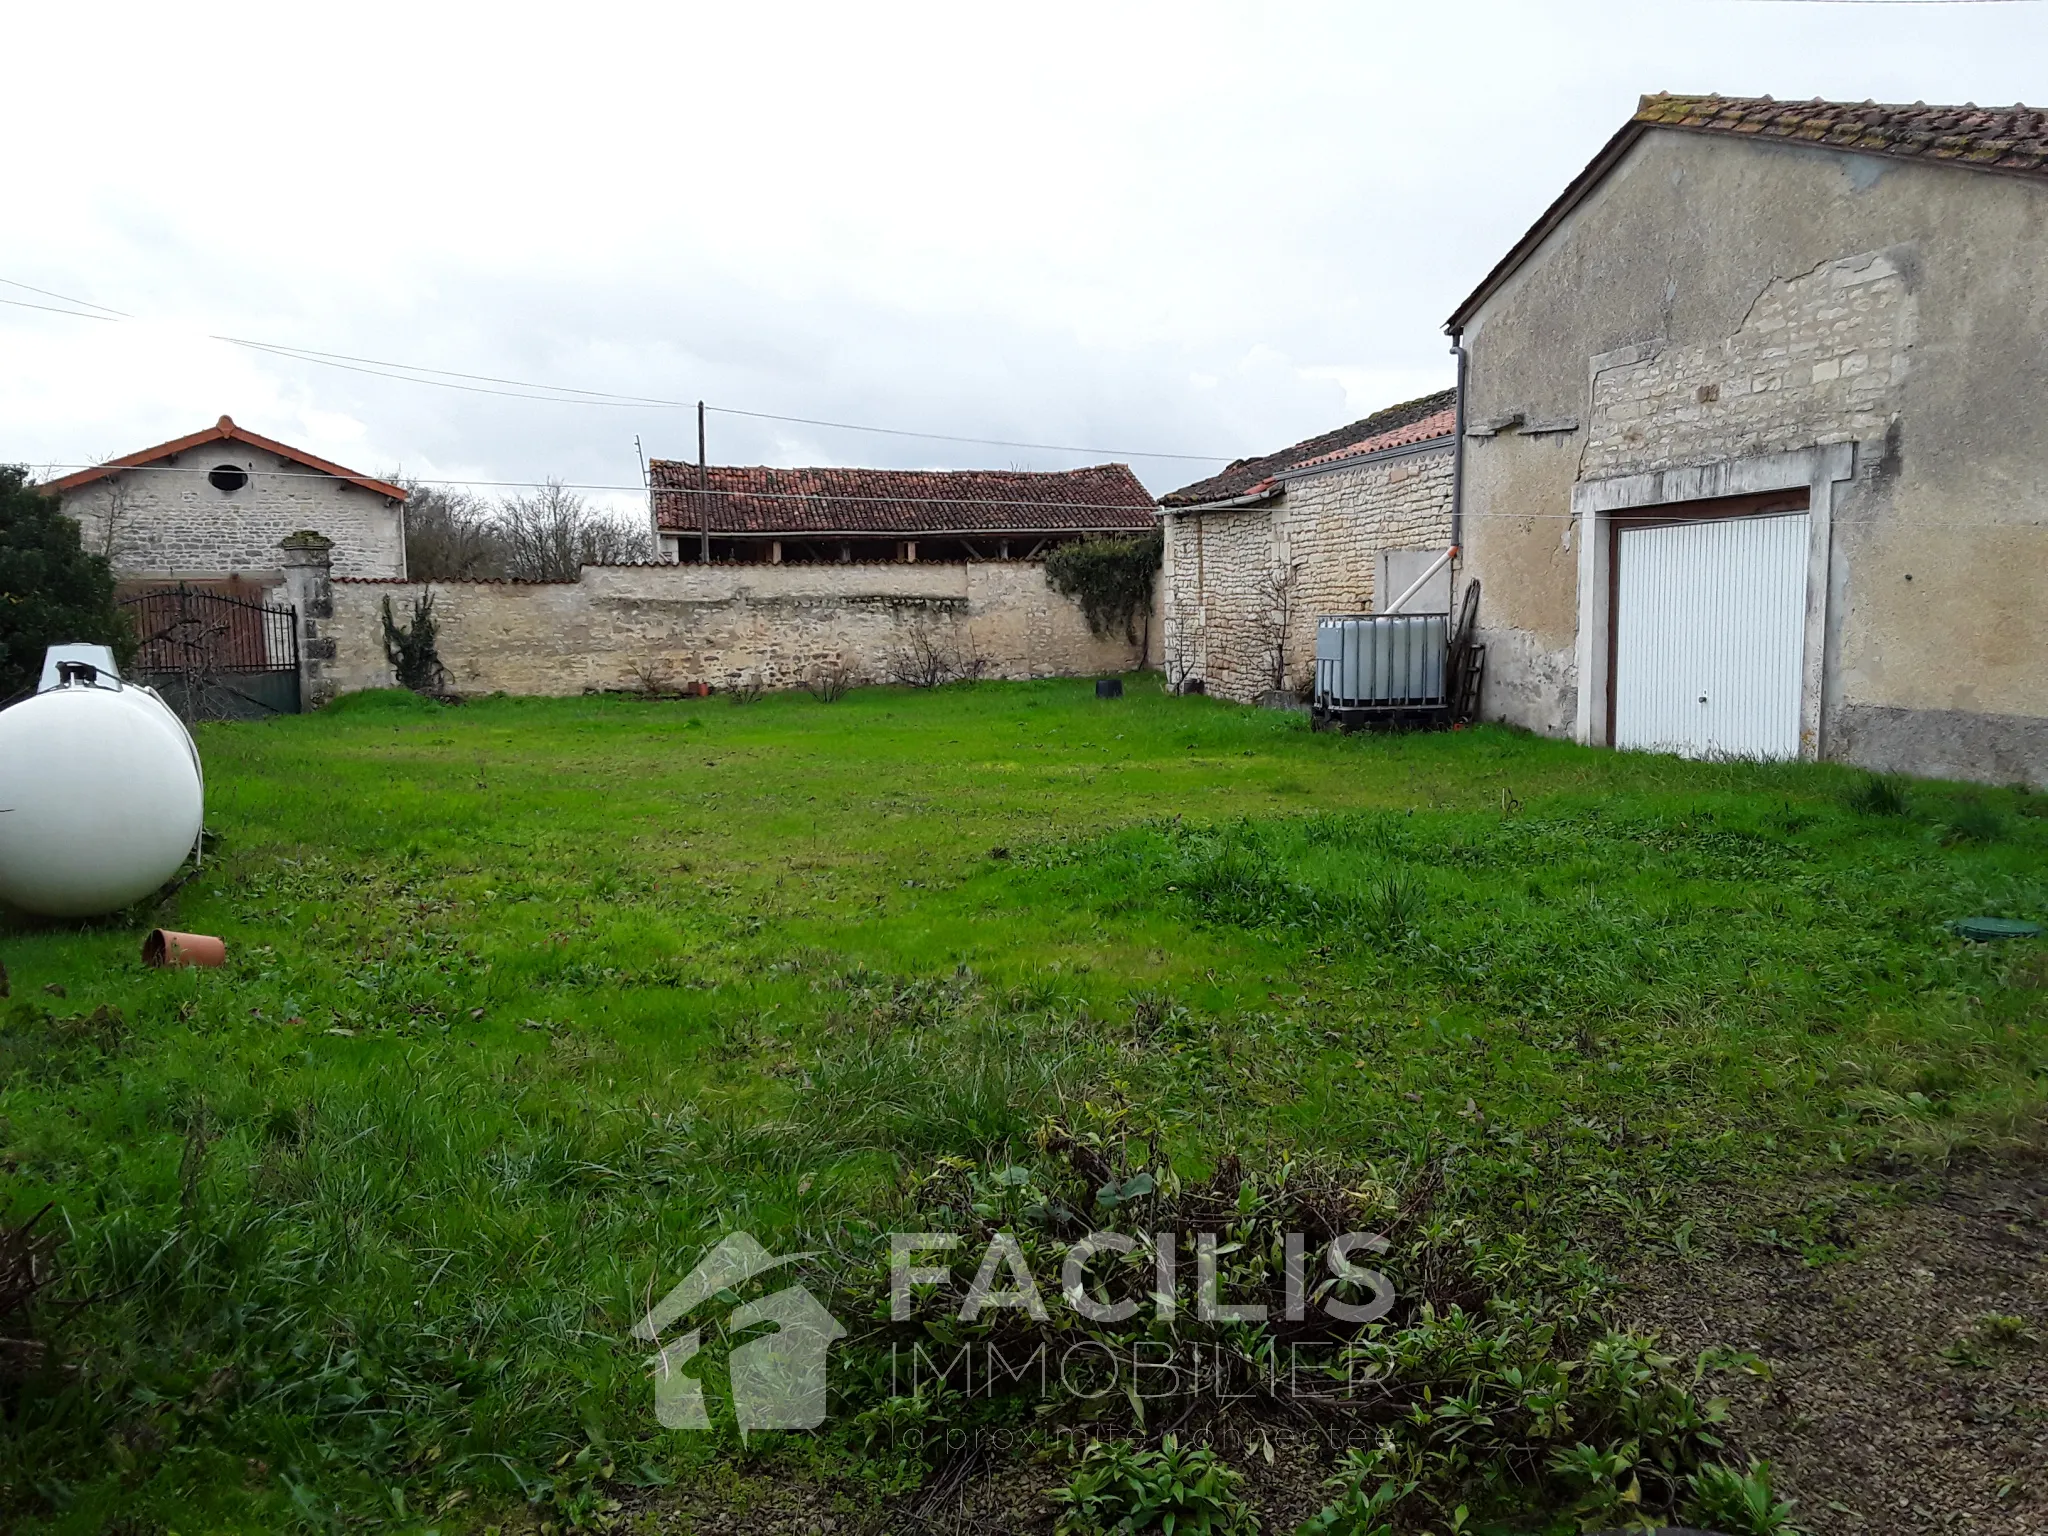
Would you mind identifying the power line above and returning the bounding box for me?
[703,404,1226,461]
[212,336,676,404]
[0,276,129,317]
[5,275,1234,464]
[219,336,1231,461]
[1,295,120,322]
[214,337,672,410]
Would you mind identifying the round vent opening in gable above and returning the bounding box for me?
[208,464,249,493]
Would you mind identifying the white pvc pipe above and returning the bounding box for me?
[1382,545,1457,615]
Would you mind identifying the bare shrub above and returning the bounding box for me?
[0,1202,59,1382]
[625,659,678,699]
[887,610,983,688]
[728,677,766,705]
[806,665,854,703]
[1162,589,1202,695]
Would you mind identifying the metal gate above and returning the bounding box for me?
[1613,513,1807,760]
[118,584,301,721]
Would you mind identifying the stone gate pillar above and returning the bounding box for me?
[278,530,336,708]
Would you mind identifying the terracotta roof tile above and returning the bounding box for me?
[1634,94,2048,177]
[1159,390,1455,508]
[1287,406,1458,474]
[647,462,1156,537]
[39,415,407,502]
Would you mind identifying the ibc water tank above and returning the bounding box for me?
[0,661,205,918]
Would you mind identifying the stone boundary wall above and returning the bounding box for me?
[1161,445,1454,704]
[313,557,1161,702]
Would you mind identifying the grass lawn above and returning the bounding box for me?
[2,677,2044,1535]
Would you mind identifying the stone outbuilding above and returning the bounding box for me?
[647,460,1156,565]
[1448,94,2047,783]
[1157,391,1457,703]
[41,415,409,594]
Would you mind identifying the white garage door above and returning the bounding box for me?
[1613,513,1808,760]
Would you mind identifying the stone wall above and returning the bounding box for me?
[58,453,406,582]
[318,558,1160,702]
[1162,445,1455,703]
[1580,250,1911,481]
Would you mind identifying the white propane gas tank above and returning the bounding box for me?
[0,670,204,917]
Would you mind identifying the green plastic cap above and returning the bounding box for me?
[1951,916,2044,942]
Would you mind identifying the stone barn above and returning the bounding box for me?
[1448,95,2048,784]
[646,460,1156,565]
[42,415,409,594]
[1157,392,1457,703]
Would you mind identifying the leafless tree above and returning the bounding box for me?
[499,480,648,581]
[1162,579,1202,694]
[92,477,137,565]
[398,477,651,583]
[399,480,508,580]
[1259,562,1303,693]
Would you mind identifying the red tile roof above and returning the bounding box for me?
[39,416,407,502]
[1449,93,2048,333]
[1288,406,1458,474]
[1159,390,1456,508]
[648,461,1157,537]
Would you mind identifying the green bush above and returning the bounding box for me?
[0,465,134,699]
[1045,532,1163,645]
[1053,1435,1258,1536]
[1685,1458,1806,1535]
[381,590,446,693]
[1295,1461,1408,1536]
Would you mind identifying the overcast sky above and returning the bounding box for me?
[5,1,2045,509]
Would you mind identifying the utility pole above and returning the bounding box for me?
[634,434,656,561]
[697,400,711,565]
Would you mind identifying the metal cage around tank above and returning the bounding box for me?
[1311,580,1486,731]
[1314,613,1450,714]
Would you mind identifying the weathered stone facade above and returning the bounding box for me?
[53,440,405,583]
[1579,250,1911,482]
[1455,121,2048,785]
[1161,444,1455,703]
[313,557,1159,704]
